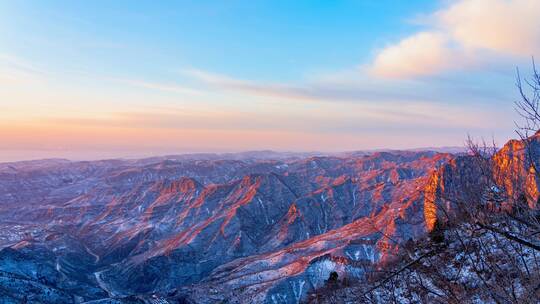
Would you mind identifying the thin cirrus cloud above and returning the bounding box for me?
[115,78,203,96]
[0,53,46,83]
[56,100,496,133]
[182,67,506,104]
[370,0,540,79]
[182,69,319,101]
[0,102,491,159]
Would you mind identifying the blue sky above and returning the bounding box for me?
[1,1,438,82]
[0,0,537,161]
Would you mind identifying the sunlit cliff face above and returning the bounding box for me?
[493,135,540,207]
[424,171,440,232]
[424,133,540,231]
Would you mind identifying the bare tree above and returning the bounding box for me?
[515,59,540,141]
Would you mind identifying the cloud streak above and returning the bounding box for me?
[0,54,47,83]
[183,67,506,104]
[113,78,202,96]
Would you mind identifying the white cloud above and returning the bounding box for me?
[371,0,540,79]
[370,32,464,78]
[438,0,540,56]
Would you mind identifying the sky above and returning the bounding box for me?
[1,0,539,161]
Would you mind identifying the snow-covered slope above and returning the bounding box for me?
[0,150,458,303]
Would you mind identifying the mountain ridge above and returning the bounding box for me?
[0,138,533,303]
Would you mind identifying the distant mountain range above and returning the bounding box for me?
[0,146,466,165]
[0,139,533,303]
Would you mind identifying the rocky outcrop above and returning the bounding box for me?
[424,134,540,231]
[493,135,540,206]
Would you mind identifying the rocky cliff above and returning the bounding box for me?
[424,133,540,232]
